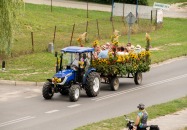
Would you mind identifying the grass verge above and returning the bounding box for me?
[75,96,187,130]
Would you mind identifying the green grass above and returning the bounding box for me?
[0,3,187,82]
[1,3,187,81]
[13,3,111,56]
[0,52,56,81]
[75,96,187,130]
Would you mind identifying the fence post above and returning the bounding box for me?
[2,61,5,71]
[70,24,75,46]
[96,19,100,39]
[151,10,153,23]
[155,10,158,25]
[87,0,89,18]
[110,0,114,21]
[85,21,88,42]
[31,32,34,52]
[111,20,115,32]
[122,3,125,20]
[53,26,57,44]
[155,10,158,30]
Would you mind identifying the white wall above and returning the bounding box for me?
[113,3,157,19]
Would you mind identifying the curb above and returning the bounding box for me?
[0,80,44,86]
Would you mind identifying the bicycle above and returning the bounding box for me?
[124,115,160,130]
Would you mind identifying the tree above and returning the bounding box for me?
[0,0,23,56]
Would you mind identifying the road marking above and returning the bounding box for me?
[45,110,60,114]
[67,104,80,108]
[93,74,187,102]
[0,116,35,127]
[25,95,37,99]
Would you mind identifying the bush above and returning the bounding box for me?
[78,0,148,5]
[123,0,148,5]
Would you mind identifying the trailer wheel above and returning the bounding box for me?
[69,85,80,102]
[42,82,54,99]
[134,72,142,85]
[110,76,119,91]
[85,72,100,97]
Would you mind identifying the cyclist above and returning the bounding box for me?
[133,103,148,130]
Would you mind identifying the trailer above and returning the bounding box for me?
[92,50,151,91]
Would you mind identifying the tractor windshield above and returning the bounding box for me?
[63,53,79,67]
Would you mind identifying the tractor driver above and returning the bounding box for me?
[71,53,79,70]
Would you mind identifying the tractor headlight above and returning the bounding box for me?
[52,77,62,83]
[57,78,61,83]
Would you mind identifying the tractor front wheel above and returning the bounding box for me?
[42,82,54,99]
[85,72,100,97]
[69,85,80,102]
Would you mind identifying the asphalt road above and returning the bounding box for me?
[0,57,187,130]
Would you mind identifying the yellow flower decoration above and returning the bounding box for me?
[108,51,113,59]
[78,61,84,68]
[145,33,151,42]
[92,40,99,48]
[111,30,120,46]
[77,32,87,47]
[145,51,151,56]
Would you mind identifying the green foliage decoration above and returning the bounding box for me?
[92,51,151,76]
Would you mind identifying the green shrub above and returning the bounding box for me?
[78,0,148,5]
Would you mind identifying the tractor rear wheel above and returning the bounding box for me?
[110,76,119,91]
[69,85,80,102]
[42,82,54,99]
[85,72,100,97]
[134,72,142,85]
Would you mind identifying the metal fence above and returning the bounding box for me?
[12,17,155,57]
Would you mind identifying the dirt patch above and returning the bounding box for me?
[148,109,187,130]
[165,43,182,46]
[170,2,187,12]
[150,47,162,51]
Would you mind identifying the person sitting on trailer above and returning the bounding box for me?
[93,45,101,59]
[98,45,109,59]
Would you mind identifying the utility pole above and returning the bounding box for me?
[87,0,88,18]
[51,0,53,12]
[110,0,114,21]
[136,0,138,18]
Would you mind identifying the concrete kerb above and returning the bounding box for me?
[0,80,44,86]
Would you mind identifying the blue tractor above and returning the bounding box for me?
[42,46,101,102]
